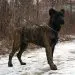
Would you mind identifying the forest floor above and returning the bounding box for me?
[0,40,75,75]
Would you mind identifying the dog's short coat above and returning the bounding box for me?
[8,8,65,70]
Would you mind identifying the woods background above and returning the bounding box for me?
[0,0,75,54]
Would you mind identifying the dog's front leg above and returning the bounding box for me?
[43,32,57,70]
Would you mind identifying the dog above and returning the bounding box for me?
[8,8,65,70]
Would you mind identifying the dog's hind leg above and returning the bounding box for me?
[8,32,21,67]
[17,41,28,65]
[8,44,19,67]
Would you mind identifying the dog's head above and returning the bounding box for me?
[49,8,65,31]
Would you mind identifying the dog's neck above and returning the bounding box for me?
[49,19,61,32]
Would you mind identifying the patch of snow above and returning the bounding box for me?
[0,40,75,75]
[33,0,42,5]
[66,35,75,39]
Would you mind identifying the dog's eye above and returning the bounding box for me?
[59,13,64,17]
[54,15,59,19]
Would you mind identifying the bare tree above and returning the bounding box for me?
[0,0,11,37]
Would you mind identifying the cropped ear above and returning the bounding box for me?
[60,9,65,15]
[49,8,56,16]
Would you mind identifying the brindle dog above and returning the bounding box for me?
[8,8,65,70]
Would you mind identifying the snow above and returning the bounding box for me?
[0,40,75,75]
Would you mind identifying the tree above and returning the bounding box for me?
[0,0,11,37]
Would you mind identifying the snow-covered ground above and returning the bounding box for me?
[0,40,75,75]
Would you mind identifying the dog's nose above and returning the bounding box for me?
[60,17,64,24]
[61,20,64,24]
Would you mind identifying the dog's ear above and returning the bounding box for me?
[60,9,65,15]
[49,8,56,16]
